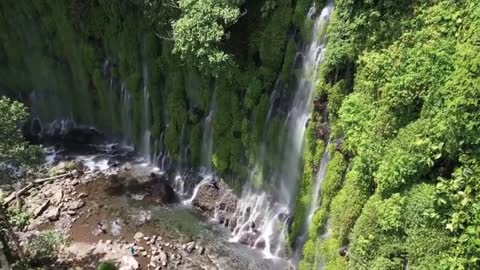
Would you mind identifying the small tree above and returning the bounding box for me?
[0,96,42,180]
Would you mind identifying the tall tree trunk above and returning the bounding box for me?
[0,204,25,262]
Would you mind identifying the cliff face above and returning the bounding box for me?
[0,0,317,179]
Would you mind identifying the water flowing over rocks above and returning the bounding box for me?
[1,140,287,269]
[191,177,238,222]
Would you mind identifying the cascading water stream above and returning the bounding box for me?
[120,82,133,146]
[305,142,330,233]
[182,91,217,205]
[292,141,331,263]
[229,2,334,259]
[141,60,152,163]
[201,95,217,173]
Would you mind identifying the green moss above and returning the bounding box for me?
[258,0,292,86]
[280,39,298,80]
[289,114,325,245]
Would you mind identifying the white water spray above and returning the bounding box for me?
[230,2,334,259]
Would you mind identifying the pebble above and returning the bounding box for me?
[106,240,112,245]
[78,192,88,198]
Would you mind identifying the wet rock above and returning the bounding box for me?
[69,199,85,210]
[149,174,178,204]
[255,239,266,249]
[108,160,120,167]
[339,245,349,257]
[238,231,260,247]
[122,162,132,171]
[46,206,60,221]
[33,200,50,218]
[60,126,106,145]
[71,169,82,178]
[192,177,237,219]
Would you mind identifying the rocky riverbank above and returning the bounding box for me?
[1,143,290,270]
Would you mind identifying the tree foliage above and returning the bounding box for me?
[172,0,241,75]
[300,0,480,268]
[0,97,42,179]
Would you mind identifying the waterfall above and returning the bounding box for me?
[141,60,152,162]
[182,92,217,204]
[230,2,334,258]
[120,82,133,146]
[292,141,331,263]
[305,141,330,236]
[201,93,217,173]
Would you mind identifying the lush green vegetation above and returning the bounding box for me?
[0,97,42,180]
[298,0,480,268]
[0,0,302,184]
[1,0,480,269]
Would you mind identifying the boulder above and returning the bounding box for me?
[192,177,237,219]
[238,231,260,247]
[61,126,106,145]
[119,255,139,270]
[134,232,145,241]
[51,189,63,205]
[69,199,85,210]
[149,174,177,204]
[46,206,60,221]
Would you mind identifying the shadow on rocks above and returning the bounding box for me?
[104,173,179,204]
